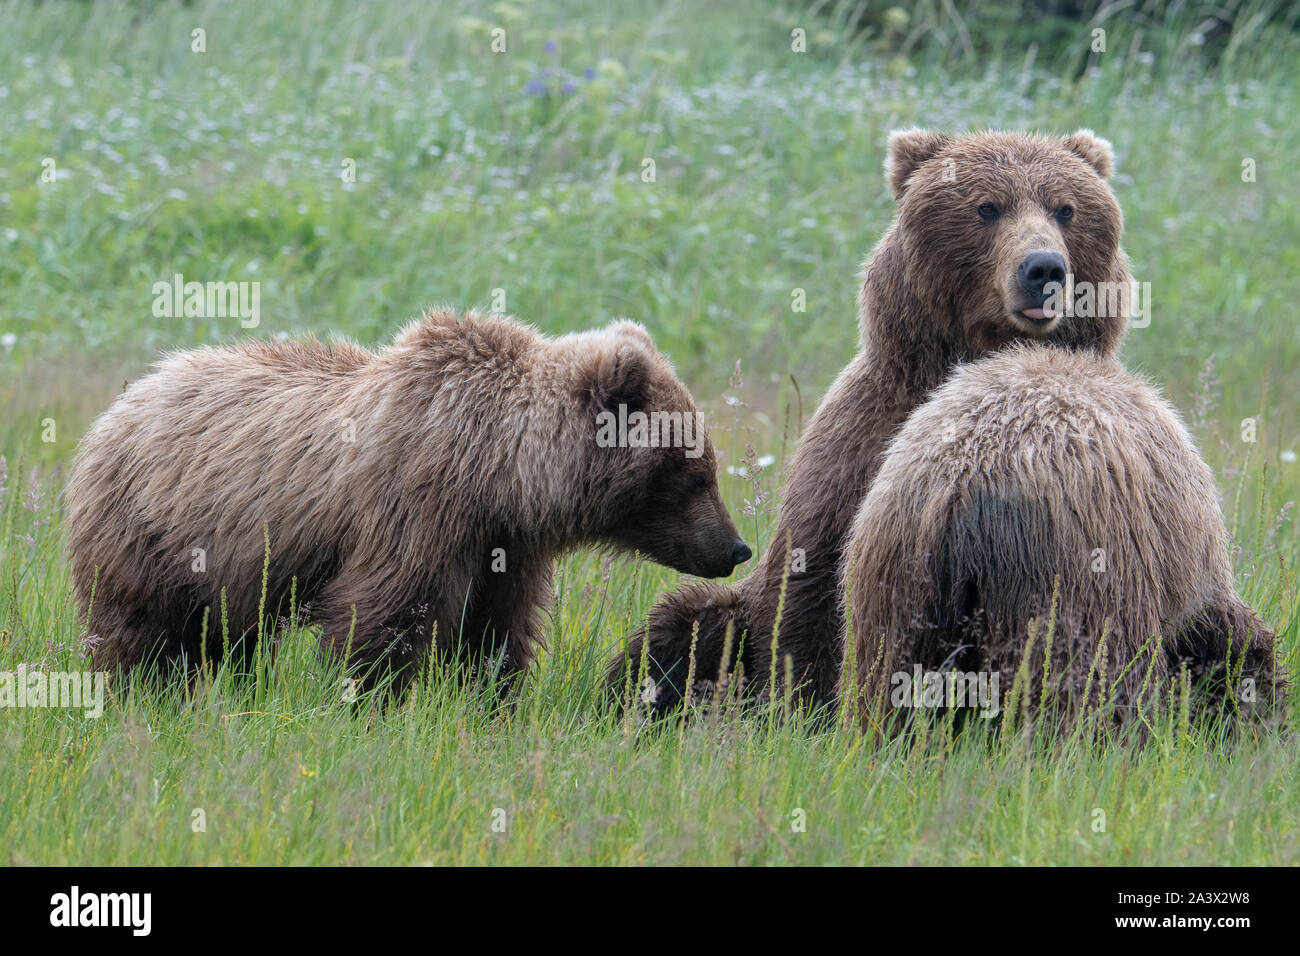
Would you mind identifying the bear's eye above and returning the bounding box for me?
[977,202,1001,221]
[690,472,710,492]
[1055,204,1074,223]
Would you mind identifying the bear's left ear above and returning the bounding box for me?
[1062,129,1114,178]
[885,128,951,200]
[585,341,650,413]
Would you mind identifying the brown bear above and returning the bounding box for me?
[608,129,1132,714]
[66,309,750,693]
[841,344,1279,728]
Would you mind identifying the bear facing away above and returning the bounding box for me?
[608,128,1132,714]
[67,309,750,693]
[841,344,1280,729]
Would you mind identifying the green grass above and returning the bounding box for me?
[1,0,1298,865]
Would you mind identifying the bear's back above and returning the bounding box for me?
[882,345,1210,506]
[854,343,1228,639]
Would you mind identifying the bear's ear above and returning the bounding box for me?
[585,340,650,413]
[1061,129,1114,178]
[606,318,655,349]
[885,128,951,200]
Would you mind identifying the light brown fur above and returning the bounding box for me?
[842,344,1279,728]
[67,309,747,693]
[608,129,1131,714]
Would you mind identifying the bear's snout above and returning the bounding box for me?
[688,535,751,578]
[1017,251,1067,307]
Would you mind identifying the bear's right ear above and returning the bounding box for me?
[885,128,951,200]
[584,341,650,414]
[606,318,655,349]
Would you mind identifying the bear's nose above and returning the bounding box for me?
[1017,251,1067,302]
[731,540,752,567]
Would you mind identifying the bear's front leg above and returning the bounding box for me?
[314,567,434,699]
[456,558,552,697]
[317,610,426,699]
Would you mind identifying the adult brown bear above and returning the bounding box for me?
[609,129,1132,714]
[841,344,1279,728]
[67,310,749,694]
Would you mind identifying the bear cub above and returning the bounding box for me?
[842,344,1279,729]
[66,309,749,693]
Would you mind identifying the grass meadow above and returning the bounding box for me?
[1,0,1298,865]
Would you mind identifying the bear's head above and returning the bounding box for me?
[879,128,1129,358]
[578,321,750,579]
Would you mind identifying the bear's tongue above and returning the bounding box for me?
[1021,307,1047,320]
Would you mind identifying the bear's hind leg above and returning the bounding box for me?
[605,581,749,717]
[84,590,219,679]
[1170,597,1282,719]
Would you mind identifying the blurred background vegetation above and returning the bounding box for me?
[2,1,1296,463]
[833,0,1299,74]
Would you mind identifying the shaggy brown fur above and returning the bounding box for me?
[67,309,748,693]
[841,344,1279,728]
[609,129,1132,714]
